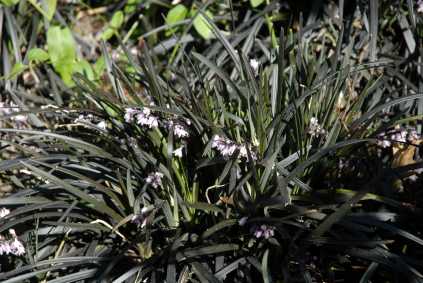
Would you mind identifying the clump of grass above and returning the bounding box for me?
[1,1,423,282]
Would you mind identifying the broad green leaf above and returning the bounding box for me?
[94,56,105,75]
[124,0,141,13]
[165,4,188,36]
[74,60,95,82]
[0,0,13,6]
[27,48,50,61]
[4,62,29,79]
[46,0,57,20]
[250,0,263,8]
[47,24,76,86]
[192,9,213,40]
[110,11,124,28]
[102,27,114,41]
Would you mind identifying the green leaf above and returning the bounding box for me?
[46,0,57,20]
[124,0,141,13]
[74,60,95,82]
[94,56,105,75]
[165,4,189,36]
[102,27,114,41]
[0,0,13,6]
[46,24,76,86]
[193,9,213,40]
[27,48,50,61]
[4,62,29,79]
[250,0,263,8]
[109,11,124,28]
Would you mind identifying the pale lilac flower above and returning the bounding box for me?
[124,108,136,122]
[409,174,418,183]
[0,230,25,256]
[128,137,138,148]
[238,216,249,226]
[0,207,10,218]
[112,50,120,61]
[315,128,325,137]
[128,46,138,56]
[310,117,318,125]
[11,115,27,129]
[272,2,281,15]
[0,102,12,116]
[10,103,20,113]
[146,116,159,128]
[146,172,164,188]
[407,129,419,142]
[417,0,423,13]
[0,242,11,255]
[212,135,259,161]
[131,206,148,228]
[262,225,275,239]
[212,135,222,148]
[9,237,25,256]
[377,139,391,148]
[97,121,107,130]
[221,141,236,156]
[249,59,259,76]
[136,113,148,125]
[174,125,189,138]
[173,145,184,157]
[78,113,94,122]
[170,72,177,82]
[392,133,406,143]
[250,224,275,239]
[307,117,325,137]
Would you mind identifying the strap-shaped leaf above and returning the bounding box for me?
[183,243,238,256]
[21,161,123,222]
[198,219,237,241]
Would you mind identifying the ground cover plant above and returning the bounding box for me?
[1,0,423,282]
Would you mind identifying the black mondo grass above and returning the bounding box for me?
[1,0,423,282]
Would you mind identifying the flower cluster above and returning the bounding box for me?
[211,135,259,161]
[131,207,148,228]
[146,172,164,188]
[376,129,420,148]
[124,105,190,140]
[306,117,325,137]
[0,229,25,256]
[78,113,94,122]
[250,224,276,239]
[136,104,159,128]
[165,120,189,138]
[0,102,28,129]
[124,103,159,129]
